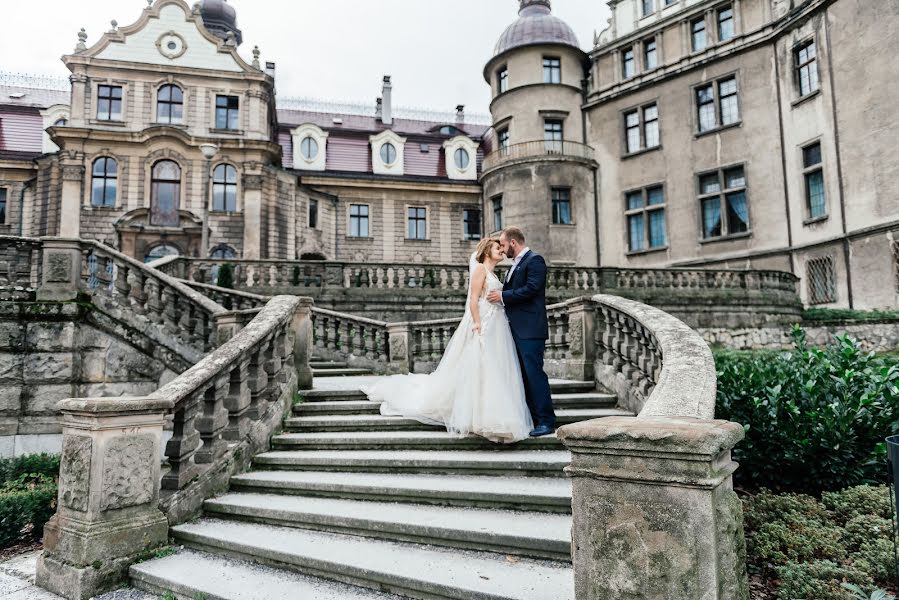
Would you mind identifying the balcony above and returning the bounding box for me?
[482,140,596,173]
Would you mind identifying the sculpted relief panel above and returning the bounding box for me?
[100,434,155,511]
[59,435,92,512]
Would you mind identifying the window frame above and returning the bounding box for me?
[691,17,708,53]
[211,163,238,213]
[622,101,661,156]
[542,57,562,84]
[156,84,184,125]
[641,0,655,17]
[717,5,735,42]
[497,128,510,154]
[406,206,428,241]
[348,203,371,238]
[806,255,837,305]
[308,198,319,229]
[96,84,123,122]
[454,147,471,170]
[497,66,509,94]
[0,188,7,225]
[801,140,827,222]
[551,188,573,226]
[643,37,659,70]
[622,46,636,79]
[625,184,668,254]
[492,195,503,233]
[544,119,564,153]
[794,38,820,98]
[300,136,319,161]
[694,74,741,135]
[697,163,751,241]
[150,160,182,227]
[214,94,240,131]
[91,156,118,208]
[463,207,482,241]
[380,142,398,166]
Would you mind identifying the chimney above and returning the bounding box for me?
[456,104,465,123]
[265,61,276,79]
[381,75,393,125]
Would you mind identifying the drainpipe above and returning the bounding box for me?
[18,177,36,236]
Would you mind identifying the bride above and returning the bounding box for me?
[362,237,533,443]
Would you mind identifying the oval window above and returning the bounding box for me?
[454,148,470,170]
[300,137,319,161]
[380,142,397,166]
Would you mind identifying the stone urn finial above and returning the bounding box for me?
[252,45,260,68]
[110,19,118,32]
[76,28,88,52]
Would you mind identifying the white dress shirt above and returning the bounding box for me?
[504,247,531,284]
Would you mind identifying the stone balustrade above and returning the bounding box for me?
[36,295,313,600]
[481,139,596,173]
[0,235,43,300]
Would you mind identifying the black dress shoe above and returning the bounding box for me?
[529,424,555,437]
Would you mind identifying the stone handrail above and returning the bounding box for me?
[38,294,315,599]
[181,280,270,311]
[482,139,596,172]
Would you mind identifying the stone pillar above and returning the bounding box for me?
[242,174,264,259]
[563,298,596,381]
[215,312,244,346]
[59,165,83,239]
[558,416,749,600]
[36,397,171,600]
[37,238,83,302]
[387,322,412,373]
[292,297,314,390]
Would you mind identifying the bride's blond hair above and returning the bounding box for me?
[475,237,501,264]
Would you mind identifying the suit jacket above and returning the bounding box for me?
[502,250,549,340]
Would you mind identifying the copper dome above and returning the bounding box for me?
[201,0,243,46]
[494,0,580,57]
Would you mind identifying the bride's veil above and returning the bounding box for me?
[465,252,479,316]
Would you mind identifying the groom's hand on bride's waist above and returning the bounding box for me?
[487,290,503,305]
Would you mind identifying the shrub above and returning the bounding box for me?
[822,485,893,522]
[715,326,899,492]
[216,263,235,289]
[803,308,899,323]
[0,454,60,484]
[776,560,872,600]
[0,454,60,548]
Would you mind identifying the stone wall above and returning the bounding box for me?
[0,302,175,457]
[700,320,899,353]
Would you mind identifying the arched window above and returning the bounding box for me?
[212,164,238,212]
[53,118,68,127]
[91,157,117,207]
[157,85,184,124]
[150,160,181,227]
[210,245,237,259]
[144,243,181,263]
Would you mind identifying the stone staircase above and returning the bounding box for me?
[311,359,375,378]
[129,377,631,600]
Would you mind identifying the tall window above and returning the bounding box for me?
[96,85,123,121]
[150,160,181,227]
[0,188,6,224]
[696,75,739,132]
[624,103,660,154]
[717,6,735,42]
[493,196,503,232]
[498,128,510,153]
[626,186,667,252]
[215,95,239,130]
[544,119,563,152]
[551,189,572,225]
[498,66,509,93]
[91,157,117,208]
[309,199,319,229]
[463,208,482,241]
[349,204,369,237]
[642,0,654,16]
[543,57,561,84]
[622,47,636,79]
[803,142,826,220]
[644,38,658,70]
[795,40,819,97]
[691,18,707,52]
[212,164,237,212]
[157,84,183,124]
[408,207,427,240]
[806,256,837,304]
[698,166,749,239]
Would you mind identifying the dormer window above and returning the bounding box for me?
[543,57,561,84]
[370,130,407,175]
[157,85,184,124]
[215,95,239,130]
[97,85,123,121]
[291,123,329,171]
[53,118,68,127]
[439,125,463,136]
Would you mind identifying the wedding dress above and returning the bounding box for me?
[362,255,533,443]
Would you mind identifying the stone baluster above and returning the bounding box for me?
[224,359,251,440]
[161,287,179,336]
[387,322,412,373]
[247,343,270,419]
[36,397,170,600]
[194,375,229,465]
[292,298,313,390]
[144,278,164,327]
[162,398,201,491]
[114,261,130,297]
[127,270,147,315]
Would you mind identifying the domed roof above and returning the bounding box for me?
[200,0,243,46]
[494,0,580,58]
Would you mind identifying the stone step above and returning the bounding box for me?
[299,389,370,402]
[230,470,572,512]
[253,449,571,477]
[310,361,349,369]
[203,493,572,561]
[130,548,402,599]
[550,381,597,393]
[171,519,574,600]
[313,368,374,377]
[551,392,617,408]
[283,408,633,432]
[271,430,563,451]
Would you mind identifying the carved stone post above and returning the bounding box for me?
[558,417,750,600]
[36,397,170,600]
[214,311,244,346]
[37,238,83,302]
[292,297,314,390]
[59,164,84,239]
[242,173,264,260]
[387,322,412,374]
[564,298,596,382]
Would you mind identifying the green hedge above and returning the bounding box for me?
[803,308,899,323]
[0,454,59,548]
[715,326,899,492]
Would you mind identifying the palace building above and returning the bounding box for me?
[0,0,896,309]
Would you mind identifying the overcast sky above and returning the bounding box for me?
[1,0,610,116]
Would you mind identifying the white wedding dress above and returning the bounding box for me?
[362,258,533,443]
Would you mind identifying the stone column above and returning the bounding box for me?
[563,298,596,381]
[387,322,412,373]
[292,297,314,390]
[242,173,264,259]
[36,397,171,600]
[37,238,83,302]
[59,165,83,239]
[558,416,749,600]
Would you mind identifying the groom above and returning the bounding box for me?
[488,227,556,437]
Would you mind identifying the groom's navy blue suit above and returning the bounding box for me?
[502,251,556,429]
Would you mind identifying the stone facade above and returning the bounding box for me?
[701,319,899,352]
